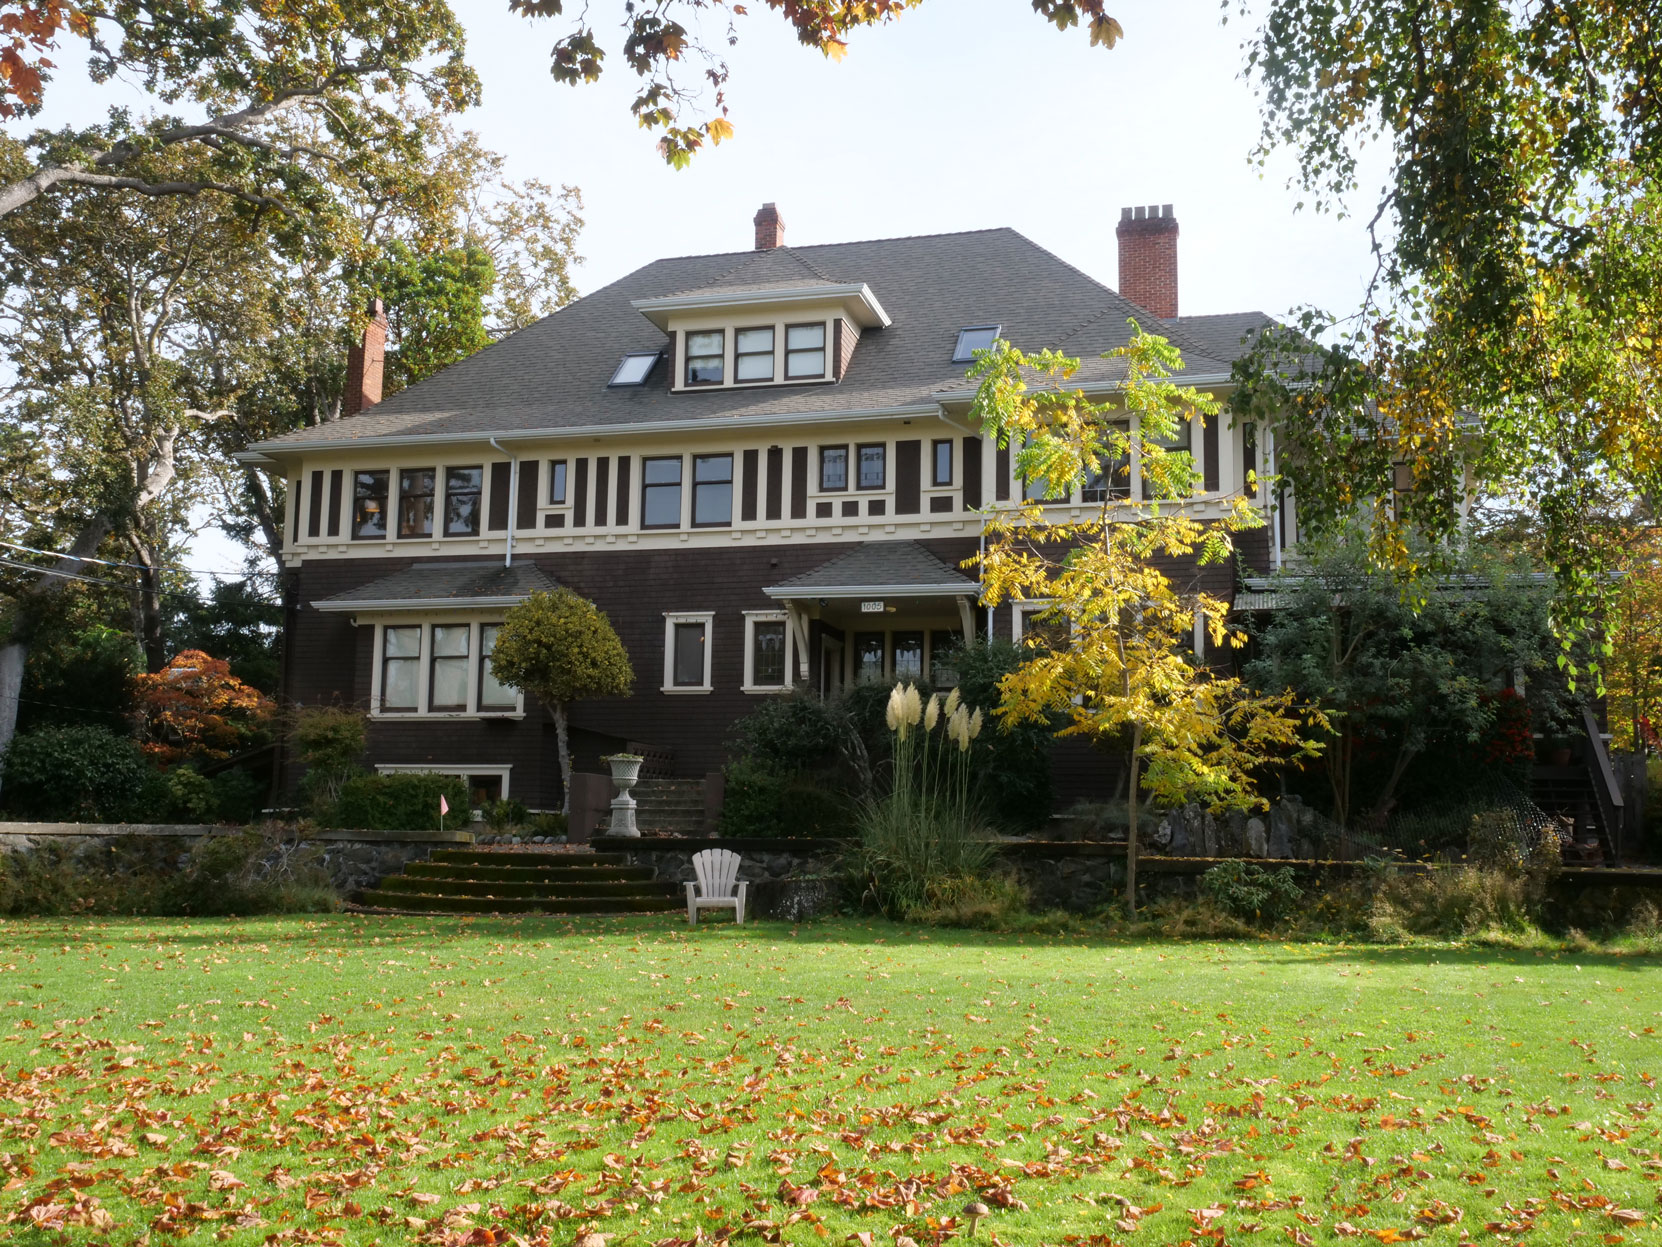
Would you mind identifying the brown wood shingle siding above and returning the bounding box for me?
[1203,415,1220,493]
[995,443,1010,502]
[765,446,783,521]
[516,459,540,531]
[326,470,343,538]
[790,447,808,519]
[740,449,759,522]
[894,439,921,515]
[573,458,589,528]
[962,436,983,510]
[594,457,610,527]
[307,469,324,538]
[487,463,511,531]
[615,455,631,526]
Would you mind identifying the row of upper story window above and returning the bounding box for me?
[314,419,1226,544]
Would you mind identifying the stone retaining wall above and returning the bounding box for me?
[0,823,472,896]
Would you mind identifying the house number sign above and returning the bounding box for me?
[860,600,885,613]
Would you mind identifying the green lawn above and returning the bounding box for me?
[3,916,1660,1245]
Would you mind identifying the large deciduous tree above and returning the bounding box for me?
[1232,0,1662,682]
[970,327,1324,912]
[489,589,634,814]
[0,1,476,219]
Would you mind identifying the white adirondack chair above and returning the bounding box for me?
[686,848,748,925]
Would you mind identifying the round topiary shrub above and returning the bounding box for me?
[2,725,151,821]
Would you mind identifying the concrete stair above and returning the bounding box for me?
[598,778,708,836]
[359,849,679,915]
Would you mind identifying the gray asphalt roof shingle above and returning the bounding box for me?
[312,561,557,608]
[251,228,1262,452]
[764,541,977,595]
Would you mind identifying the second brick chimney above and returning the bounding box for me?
[344,296,387,416]
[753,202,785,250]
[1116,204,1179,319]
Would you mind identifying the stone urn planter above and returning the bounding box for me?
[604,753,644,837]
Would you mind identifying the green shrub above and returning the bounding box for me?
[292,707,367,814]
[530,811,568,839]
[2,725,151,821]
[161,767,218,822]
[726,691,846,774]
[210,767,267,824]
[484,797,529,829]
[325,772,469,831]
[905,872,1030,928]
[1200,860,1304,924]
[719,759,854,839]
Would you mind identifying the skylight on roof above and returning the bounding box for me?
[952,325,1001,362]
[609,351,660,386]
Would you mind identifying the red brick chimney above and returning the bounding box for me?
[344,297,387,416]
[753,202,785,250]
[1116,204,1179,319]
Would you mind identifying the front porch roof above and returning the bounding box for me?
[763,541,978,600]
[312,561,557,613]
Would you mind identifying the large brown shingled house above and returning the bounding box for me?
[237,203,1296,812]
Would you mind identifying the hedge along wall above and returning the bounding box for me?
[0,823,473,897]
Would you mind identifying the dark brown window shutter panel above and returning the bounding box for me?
[995,442,1010,502]
[517,459,540,531]
[615,455,631,525]
[594,457,610,526]
[832,319,843,381]
[572,458,589,528]
[487,462,512,531]
[962,437,983,509]
[307,469,324,537]
[668,331,679,389]
[290,479,303,543]
[326,470,343,537]
[1243,422,1257,481]
[741,448,759,522]
[1203,416,1220,493]
[790,446,808,519]
[894,440,921,514]
[765,446,783,520]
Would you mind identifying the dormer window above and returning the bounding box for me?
[609,351,660,386]
[735,328,775,382]
[785,323,827,379]
[953,324,1000,362]
[685,331,724,385]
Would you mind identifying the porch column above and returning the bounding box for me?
[956,595,976,637]
[784,601,812,680]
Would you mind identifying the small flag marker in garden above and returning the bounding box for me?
[440,793,449,832]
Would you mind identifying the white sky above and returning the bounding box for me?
[24,0,1391,581]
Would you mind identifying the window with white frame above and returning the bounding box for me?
[663,611,714,693]
[1011,599,1065,650]
[743,611,792,692]
[372,621,523,716]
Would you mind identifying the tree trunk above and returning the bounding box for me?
[553,701,572,816]
[1125,724,1142,914]
[0,642,25,775]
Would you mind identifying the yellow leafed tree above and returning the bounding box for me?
[968,325,1326,911]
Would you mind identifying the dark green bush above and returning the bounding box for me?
[719,758,854,838]
[160,767,217,822]
[210,768,267,824]
[1200,860,1304,924]
[726,691,845,773]
[484,797,530,829]
[2,725,151,821]
[530,811,568,838]
[325,772,470,831]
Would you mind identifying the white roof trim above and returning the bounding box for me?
[313,595,530,613]
[632,282,892,330]
[239,403,942,461]
[765,583,977,600]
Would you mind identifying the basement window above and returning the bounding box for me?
[609,351,660,386]
[952,324,1001,362]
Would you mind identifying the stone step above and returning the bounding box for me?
[432,849,628,868]
[359,890,683,915]
[377,876,672,900]
[405,861,658,884]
